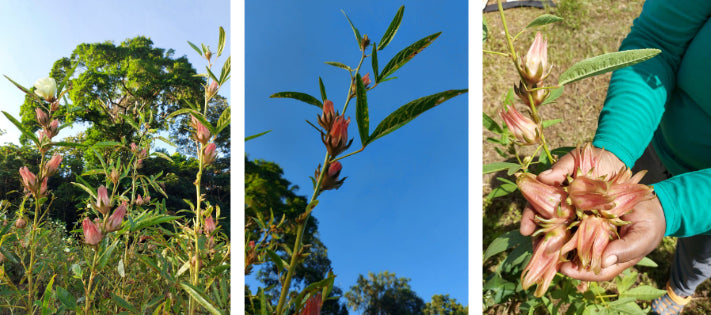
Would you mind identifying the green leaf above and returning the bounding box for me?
[371,43,380,82]
[483,16,488,43]
[319,77,327,102]
[56,286,76,309]
[367,89,467,145]
[219,56,231,85]
[2,111,39,145]
[40,274,56,315]
[99,239,120,269]
[615,270,637,294]
[378,32,441,82]
[217,26,226,58]
[187,41,203,56]
[130,211,180,232]
[636,256,658,267]
[342,10,362,49]
[324,61,352,71]
[540,86,564,106]
[525,14,564,29]
[111,293,138,313]
[266,249,287,273]
[180,283,224,315]
[483,112,503,134]
[378,5,404,50]
[483,162,519,174]
[57,61,79,96]
[245,130,272,141]
[270,91,323,109]
[559,49,661,86]
[620,285,666,301]
[608,297,643,314]
[355,73,370,147]
[486,182,518,200]
[215,106,230,135]
[3,75,33,95]
[484,230,529,262]
[206,66,220,85]
[541,119,562,128]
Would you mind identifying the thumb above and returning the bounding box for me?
[601,227,650,268]
[538,154,575,186]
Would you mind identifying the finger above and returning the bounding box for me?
[602,213,663,268]
[538,153,576,186]
[559,258,639,281]
[520,205,537,236]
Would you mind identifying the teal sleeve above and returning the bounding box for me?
[592,0,711,167]
[653,169,711,237]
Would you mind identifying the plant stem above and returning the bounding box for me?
[84,247,99,315]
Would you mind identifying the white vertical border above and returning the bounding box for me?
[233,0,245,314]
[470,0,484,312]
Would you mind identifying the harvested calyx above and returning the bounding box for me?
[517,143,654,297]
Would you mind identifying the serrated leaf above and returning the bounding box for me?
[620,285,666,301]
[355,73,369,147]
[484,230,529,262]
[319,77,327,102]
[342,10,362,49]
[187,41,203,56]
[636,256,658,267]
[217,26,226,58]
[367,89,466,145]
[483,112,503,134]
[559,49,661,86]
[215,106,230,134]
[540,86,564,106]
[483,162,519,174]
[324,61,352,71]
[245,130,272,141]
[378,5,404,50]
[270,91,323,109]
[180,283,224,315]
[2,111,39,145]
[525,14,563,29]
[378,32,441,82]
[371,44,380,82]
[219,56,231,85]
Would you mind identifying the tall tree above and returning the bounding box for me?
[423,294,468,315]
[245,157,348,314]
[345,271,425,315]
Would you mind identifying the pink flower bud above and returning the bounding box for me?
[95,186,111,215]
[499,105,540,146]
[322,116,352,157]
[45,154,62,176]
[521,225,570,297]
[249,240,255,249]
[144,195,151,203]
[206,81,219,99]
[46,119,59,139]
[316,162,346,191]
[203,143,217,165]
[328,161,342,177]
[82,218,103,246]
[19,167,37,193]
[135,194,144,206]
[35,108,50,127]
[130,142,138,153]
[14,217,27,229]
[204,215,216,235]
[520,32,551,85]
[318,100,337,132]
[299,293,322,315]
[362,73,372,87]
[105,201,127,233]
[516,173,568,220]
[191,115,211,145]
[38,177,48,197]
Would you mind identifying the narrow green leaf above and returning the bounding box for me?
[41,274,56,315]
[525,14,563,29]
[52,141,85,148]
[483,112,502,133]
[92,141,121,148]
[3,75,32,95]
[111,293,139,313]
[56,286,76,309]
[371,43,380,82]
[219,56,231,85]
[378,32,441,82]
[2,111,39,145]
[270,91,323,109]
[165,108,196,121]
[355,73,370,147]
[187,41,203,56]
[507,164,522,176]
[615,270,637,294]
[559,49,661,86]
[245,130,272,141]
[636,256,658,267]
[206,66,220,85]
[258,288,268,315]
[341,10,362,49]
[57,61,79,96]
[319,77,327,102]
[215,106,230,134]
[486,183,518,200]
[99,239,120,269]
[217,26,226,58]
[483,16,488,43]
[484,230,529,263]
[540,86,564,106]
[324,61,352,71]
[483,162,519,174]
[608,297,643,314]
[620,285,666,301]
[266,249,287,273]
[541,119,562,128]
[378,5,404,50]
[367,89,466,144]
[151,151,173,163]
[180,283,224,315]
[201,43,208,55]
[184,111,216,136]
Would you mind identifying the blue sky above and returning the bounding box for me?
[245,0,469,311]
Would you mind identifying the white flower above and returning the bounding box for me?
[33,77,57,101]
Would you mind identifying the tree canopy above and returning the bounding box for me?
[345,271,425,315]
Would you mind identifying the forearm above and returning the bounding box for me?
[653,169,711,237]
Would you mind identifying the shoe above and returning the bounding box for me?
[651,281,692,315]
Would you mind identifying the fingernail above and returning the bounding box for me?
[603,255,617,268]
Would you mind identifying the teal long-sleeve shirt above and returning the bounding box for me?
[591,0,711,237]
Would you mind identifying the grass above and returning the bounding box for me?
[482,0,711,313]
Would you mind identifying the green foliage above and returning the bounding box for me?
[423,294,467,315]
[345,271,425,315]
[559,49,662,86]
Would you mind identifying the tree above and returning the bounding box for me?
[245,157,348,314]
[345,271,425,315]
[423,294,467,315]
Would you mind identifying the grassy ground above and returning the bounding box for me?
[482,0,711,313]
